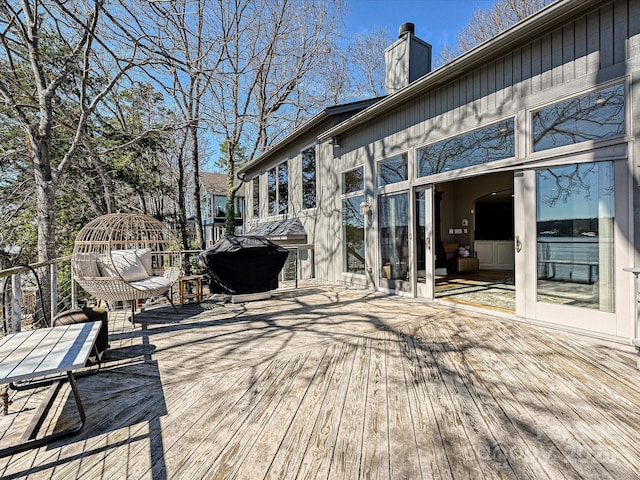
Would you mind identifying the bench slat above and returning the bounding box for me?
[0,322,101,384]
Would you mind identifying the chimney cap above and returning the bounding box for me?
[398,22,415,38]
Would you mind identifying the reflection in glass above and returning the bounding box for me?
[215,196,226,217]
[377,154,408,186]
[343,196,365,274]
[252,177,259,218]
[214,196,242,218]
[536,161,614,311]
[532,83,624,152]
[379,193,409,281]
[268,167,277,216]
[343,166,364,194]
[417,119,514,177]
[278,162,288,214]
[416,190,426,284]
[302,147,316,209]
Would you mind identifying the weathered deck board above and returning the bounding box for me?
[1,284,639,479]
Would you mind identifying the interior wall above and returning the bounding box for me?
[438,172,513,247]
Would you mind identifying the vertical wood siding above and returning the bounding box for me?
[340,0,635,169]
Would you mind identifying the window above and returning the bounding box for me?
[342,196,365,274]
[532,83,625,152]
[214,195,242,218]
[302,147,317,209]
[417,119,514,177]
[342,166,364,194]
[252,177,259,219]
[268,162,289,216]
[377,154,408,186]
[379,193,409,280]
[268,167,277,215]
[342,165,365,274]
[536,161,614,311]
[278,162,288,214]
[214,196,226,217]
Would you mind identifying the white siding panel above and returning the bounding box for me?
[574,15,588,78]
[612,0,628,65]
[630,0,640,58]
[550,28,564,85]
[600,3,614,69]
[562,24,575,83]
[540,33,553,91]
[531,37,543,94]
[586,11,601,73]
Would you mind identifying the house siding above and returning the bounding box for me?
[241,0,640,341]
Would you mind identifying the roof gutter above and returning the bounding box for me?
[319,0,607,141]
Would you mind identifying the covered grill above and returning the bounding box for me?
[200,236,289,294]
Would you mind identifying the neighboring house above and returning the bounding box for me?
[200,172,244,246]
[239,0,640,344]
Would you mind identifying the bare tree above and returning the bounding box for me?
[141,0,225,250]
[202,0,344,235]
[346,26,391,98]
[0,0,160,263]
[438,0,553,65]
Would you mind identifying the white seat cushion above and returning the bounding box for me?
[100,249,150,282]
[129,276,173,292]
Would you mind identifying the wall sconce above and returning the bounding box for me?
[359,200,372,218]
[330,136,340,148]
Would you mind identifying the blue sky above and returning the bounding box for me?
[343,0,496,57]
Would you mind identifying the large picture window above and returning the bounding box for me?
[302,147,316,209]
[377,154,408,186]
[252,177,259,219]
[532,83,625,152]
[342,196,365,274]
[342,165,365,274]
[417,119,514,177]
[268,162,289,216]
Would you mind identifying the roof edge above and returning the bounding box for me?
[319,0,606,141]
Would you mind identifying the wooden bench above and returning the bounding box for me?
[539,259,598,284]
[0,321,101,457]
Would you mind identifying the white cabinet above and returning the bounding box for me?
[475,240,515,270]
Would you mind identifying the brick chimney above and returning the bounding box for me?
[385,23,432,95]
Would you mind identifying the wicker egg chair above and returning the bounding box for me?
[72,213,182,318]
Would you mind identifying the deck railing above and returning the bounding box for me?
[0,251,205,337]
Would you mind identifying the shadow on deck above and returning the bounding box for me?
[1,283,639,479]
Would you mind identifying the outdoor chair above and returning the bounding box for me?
[71,213,182,318]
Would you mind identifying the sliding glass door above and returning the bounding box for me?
[517,160,631,336]
[414,186,434,300]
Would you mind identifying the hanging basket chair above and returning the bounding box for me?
[72,213,182,304]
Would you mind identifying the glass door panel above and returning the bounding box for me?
[415,186,434,299]
[379,192,410,293]
[536,162,614,311]
[521,160,630,337]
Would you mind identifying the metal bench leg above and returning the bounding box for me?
[0,371,87,458]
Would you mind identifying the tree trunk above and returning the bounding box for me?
[176,133,190,252]
[190,124,205,250]
[225,149,237,236]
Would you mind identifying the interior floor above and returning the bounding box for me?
[435,269,515,313]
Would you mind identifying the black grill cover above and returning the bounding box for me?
[200,236,289,294]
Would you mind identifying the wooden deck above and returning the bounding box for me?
[1,283,639,479]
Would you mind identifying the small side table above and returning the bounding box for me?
[179,275,204,306]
